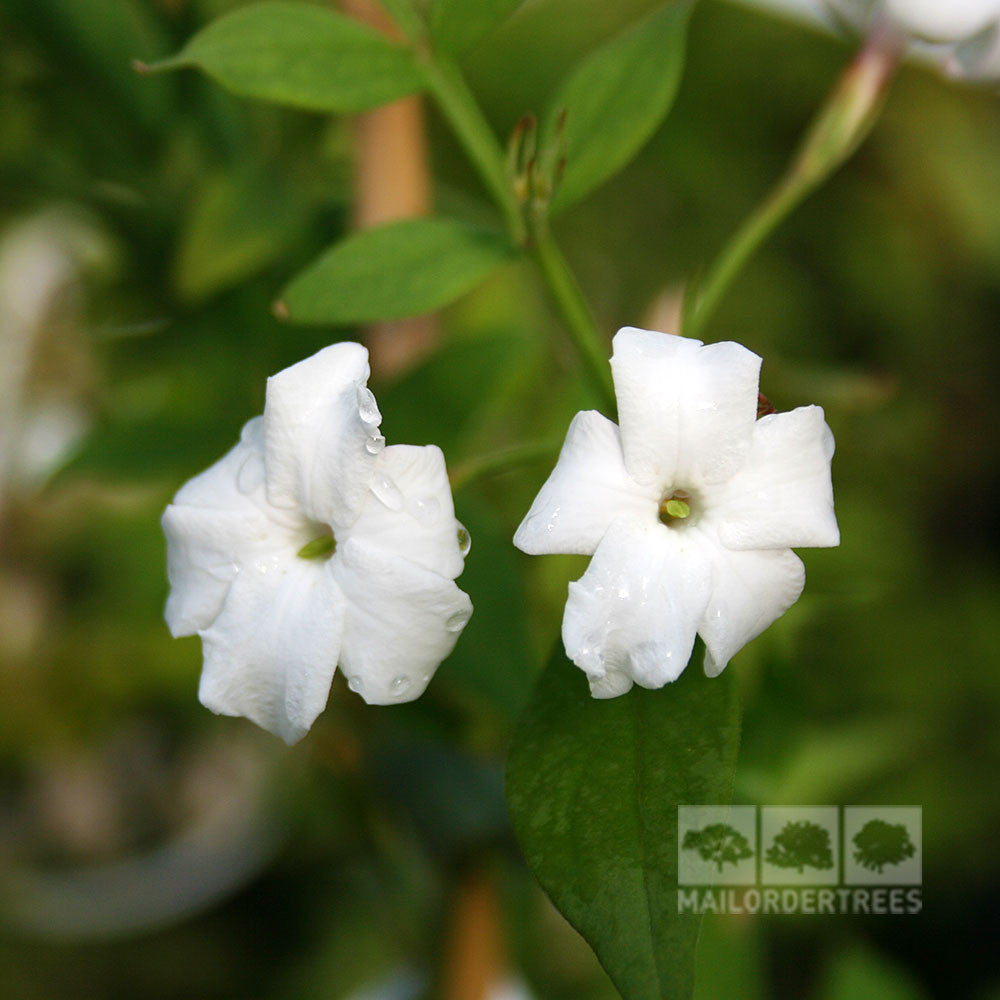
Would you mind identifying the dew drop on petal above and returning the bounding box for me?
[390,675,410,694]
[370,473,404,511]
[239,420,261,445]
[409,496,441,526]
[456,521,471,557]
[365,433,385,455]
[445,606,472,633]
[236,454,265,495]
[347,675,363,694]
[356,385,382,427]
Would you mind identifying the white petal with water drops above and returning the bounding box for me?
[516,327,837,695]
[162,344,472,742]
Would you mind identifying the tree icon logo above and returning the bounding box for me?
[852,818,916,873]
[682,823,754,873]
[765,820,834,873]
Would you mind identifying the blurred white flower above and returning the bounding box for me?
[162,343,472,744]
[882,0,1000,42]
[514,328,838,697]
[739,0,1000,78]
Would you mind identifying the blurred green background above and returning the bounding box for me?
[1,0,998,997]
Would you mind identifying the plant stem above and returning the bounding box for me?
[418,50,615,411]
[531,226,616,412]
[450,439,561,492]
[420,53,526,244]
[685,24,901,339]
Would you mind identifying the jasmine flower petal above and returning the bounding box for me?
[263,342,380,528]
[712,406,840,551]
[199,558,346,745]
[332,538,473,705]
[514,410,658,556]
[348,444,466,579]
[163,422,304,636]
[885,0,1000,42]
[611,328,761,487]
[562,519,712,696]
[699,542,806,678]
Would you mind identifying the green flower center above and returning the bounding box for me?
[297,527,336,560]
[659,489,693,527]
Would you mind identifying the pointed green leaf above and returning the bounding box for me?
[145,2,423,112]
[506,646,741,1000]
[281,217,516,324]
[545,2,694,213]
[430,0,525,55]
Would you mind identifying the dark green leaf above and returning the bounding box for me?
[430,0,524,55]
[507,645,741,1000]
[145,1,423,112]
[546,2,693,213]
[281,217,515,324]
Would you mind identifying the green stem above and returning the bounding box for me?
[450,439,561,492]
[418,48,613,410]
[420,53,526,244]
[531,226,616,413]
[685,25,901,339]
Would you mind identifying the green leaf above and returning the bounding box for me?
[545,2,693,213]
[173,168,308,303]
[281,218,515,324]
[507,645,741,1000]
[430,0,524,55]
[145,1,423,112]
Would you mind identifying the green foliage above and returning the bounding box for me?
[852,819,916,873]
[545,2,694,213]
[5,0,1000,996]
[683,823,754,873]
[507,648,741,1000]
[765,821,834,873]
[173,168,308,303]
[146,1,424,112]
[430,0,525,55]
[281,217,516,324]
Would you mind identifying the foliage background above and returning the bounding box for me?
[1,0,998,997]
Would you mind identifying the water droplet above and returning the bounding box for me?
[456,521,471,557]
[445,607,472,633]
[546,505,561,533]
[239,418,262,445]
[409,496,441,526]
[236,454,265,495]
[390,675,410,693]
[347,675,363,694]
[365,433,385,455]
[370,473,404,511]
[356,385,381,426]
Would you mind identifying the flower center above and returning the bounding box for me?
[659,489,693,527]
[297,525,336,560]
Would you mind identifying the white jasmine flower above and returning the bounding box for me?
[878,0,1000,41]
[514,328,838,697]
[162,343,472,744]
[741,0,1000,79]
